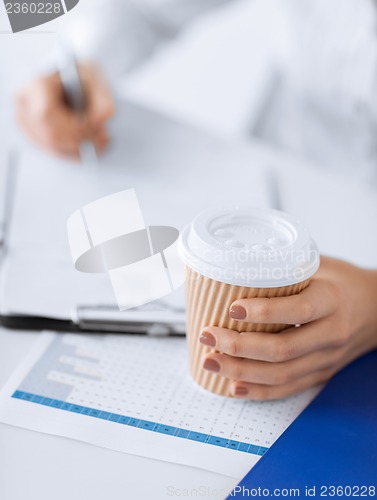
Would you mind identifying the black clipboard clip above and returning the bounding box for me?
[0,301,186,336]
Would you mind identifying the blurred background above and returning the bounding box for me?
[1,0,376,188]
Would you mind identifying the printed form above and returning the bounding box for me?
[0,332,320,478]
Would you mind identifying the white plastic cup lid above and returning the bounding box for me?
[178,207,320,288]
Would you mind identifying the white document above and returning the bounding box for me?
[0,101,271,320]
[0,332,319,478]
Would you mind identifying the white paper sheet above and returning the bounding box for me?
[0,332,320,478]
[0,101,271,320]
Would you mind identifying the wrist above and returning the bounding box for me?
[364,269,377,349]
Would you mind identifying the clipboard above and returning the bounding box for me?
[0,137,187,336]
[0,100,273,337]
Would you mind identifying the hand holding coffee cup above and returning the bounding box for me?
[178,207,320,398]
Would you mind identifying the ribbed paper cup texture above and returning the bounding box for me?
[185,266,311,397]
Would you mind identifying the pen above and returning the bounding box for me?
[57,45,98,164]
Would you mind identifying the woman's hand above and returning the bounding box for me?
[16,63,114,159]
[200,257,377,400]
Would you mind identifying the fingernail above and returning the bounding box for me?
[203,359,220,373]
[233,386,248,397]
[199,331,216,347]
[229,305,246,320]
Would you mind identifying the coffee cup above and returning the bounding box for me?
[178,207,320,396]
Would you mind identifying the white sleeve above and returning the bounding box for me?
[59,0,233,77]
[284,0,377,115]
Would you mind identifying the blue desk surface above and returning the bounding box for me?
[231,350,377,498]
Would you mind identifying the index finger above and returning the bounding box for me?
[229,279,339,325]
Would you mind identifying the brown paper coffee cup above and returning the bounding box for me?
[185,266,311,397]
[178,207,320,397]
